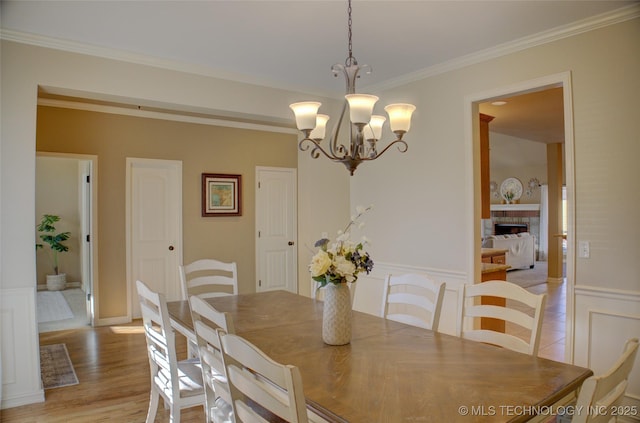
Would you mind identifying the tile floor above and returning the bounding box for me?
[506,281,567,362]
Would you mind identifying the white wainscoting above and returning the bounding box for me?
[1,287,45,409]
[352,262,467,336]
[574,285,640,416]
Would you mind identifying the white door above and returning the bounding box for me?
[79,159,94,325]
[256,167,297,293]
[127,158,182,319]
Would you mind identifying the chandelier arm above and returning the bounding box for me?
[366,138,409,160]
[327,99,350,159]
[299,138,340,160]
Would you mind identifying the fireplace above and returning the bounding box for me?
[495,223,528,235]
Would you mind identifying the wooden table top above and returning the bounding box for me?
[167,290,592,423]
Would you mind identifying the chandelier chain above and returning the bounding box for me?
[347,0,353,65]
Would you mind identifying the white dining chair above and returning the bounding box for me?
[180,259,238,300]
[456,280,547,356]
[136,280,205,423]
[190,295,235,423]
[218,332,328,423]
[381,273,446,332]
[568,338,639,423]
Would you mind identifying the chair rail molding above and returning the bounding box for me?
[573,284,640,413]
[353,262,466,336]
[1,287,45,409]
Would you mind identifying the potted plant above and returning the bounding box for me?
[36,214,70,291]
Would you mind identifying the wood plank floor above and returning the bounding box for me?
[0,322,205,422]
[2,283,566,422]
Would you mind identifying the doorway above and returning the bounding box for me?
[469,72,576,362]
[35,153,97,331]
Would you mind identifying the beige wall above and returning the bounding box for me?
[36,106,298,317]
[3,13,638,410]
[35,156,82,284]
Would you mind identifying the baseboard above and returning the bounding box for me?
[37,281,82,291]
[1,389,44,410]
[94,316,130,327]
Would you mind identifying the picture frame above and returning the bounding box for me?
[201,173,242,216]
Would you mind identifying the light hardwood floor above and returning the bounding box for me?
[2,283,567,422]
[0,323,203,423]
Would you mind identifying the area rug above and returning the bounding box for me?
[37,291,74,323]
[506,261,549,289]
[40,343,79,389]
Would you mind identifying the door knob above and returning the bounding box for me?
[168,245,175,251]
[288,241,295,246]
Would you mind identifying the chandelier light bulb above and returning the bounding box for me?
[309,114,330,141]
[384,103,416,133]
[345,94,379,125]
[363,115,386,141]
[289,101,321,130]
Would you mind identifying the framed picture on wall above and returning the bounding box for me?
[202,173,242,216]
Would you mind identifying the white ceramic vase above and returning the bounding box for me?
[322,282,352,345]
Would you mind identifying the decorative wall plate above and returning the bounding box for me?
[500,177,523,202]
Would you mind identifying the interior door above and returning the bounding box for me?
[127,158,182,318]
[256,167,297,293]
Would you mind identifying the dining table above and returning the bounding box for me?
[167,290,592,423]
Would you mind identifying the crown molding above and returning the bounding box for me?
[365,3,640,93]
[2,4,638,96]
[37,98,298,135]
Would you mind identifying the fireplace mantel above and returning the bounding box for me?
[490,204,540,212]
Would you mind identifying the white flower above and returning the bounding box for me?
[333,255,356,282]
[355,205,366,214]
[309,250,332,277]
[361,236,371,245]
[358,222,365,229]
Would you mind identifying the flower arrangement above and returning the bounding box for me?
[504,190,515,202]
[309,205,374,288]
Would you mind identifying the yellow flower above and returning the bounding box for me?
[309,250,332,277]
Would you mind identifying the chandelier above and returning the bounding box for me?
[289,0,416,175]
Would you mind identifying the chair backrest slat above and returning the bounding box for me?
[573,338,639,423]
[220,332,309,423]
[456,280,546,356]
[180,259,238,300]
[382,273,446,332]
[190,295,235,422]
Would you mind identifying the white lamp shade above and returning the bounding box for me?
[384,103,416,132]
[363,115,386,140]
[309,114,330,140]
[289,101,321,130]
[345,94,379,124]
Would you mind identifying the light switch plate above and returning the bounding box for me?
[578,241,590,258]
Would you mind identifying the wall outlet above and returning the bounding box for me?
[578,241,590,258]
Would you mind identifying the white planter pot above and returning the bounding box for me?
[46,273,67,291]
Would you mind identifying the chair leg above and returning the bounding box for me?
[145,388,159,423]
[169,404,181,423]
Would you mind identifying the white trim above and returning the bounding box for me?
[465,70,577,363]
[37,98,298,135]
[575,285,640,302]
[2,4,638,97]
[36,152,98,327]
[1,287,44,409]
[367,4,640,93]
[94,316,131,327]
[490,204,540,212]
